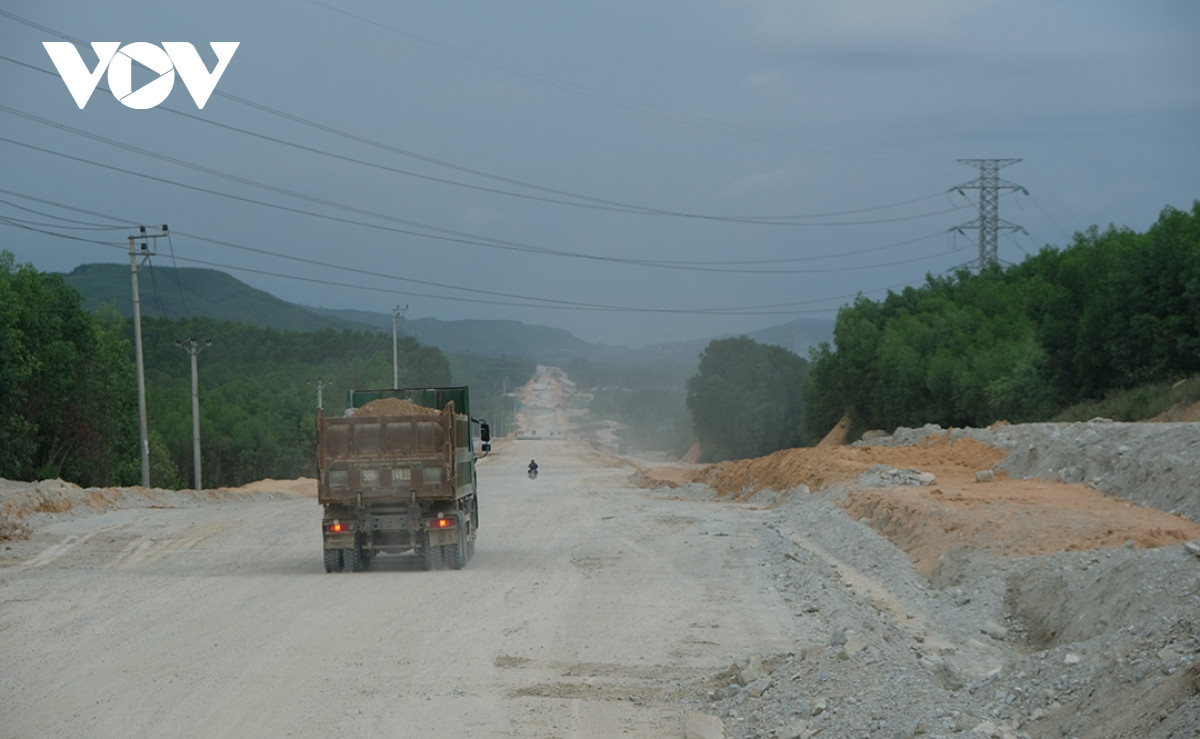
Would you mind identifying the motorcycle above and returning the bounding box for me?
[528,468,538,480]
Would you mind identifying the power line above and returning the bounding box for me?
[1,214,920,316]
[0,132,967,273]
[0,40,944,222]
[0,187,140,227]
[0,181,955,271]
[0,184,971,319]
[0,91,964,228]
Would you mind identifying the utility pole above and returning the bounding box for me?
[391,304,408,389]
[129,224,168,487]
[175,338,211,492]
[500,376,508,438]
[308,379,332,410]
[953,159,1027,270]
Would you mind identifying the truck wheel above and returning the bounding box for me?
[323,548,342,573]
[346,544,364,572]
[447,525,467,570]
[421,533,439,571]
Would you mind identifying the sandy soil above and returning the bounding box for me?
[638,432,1200,577]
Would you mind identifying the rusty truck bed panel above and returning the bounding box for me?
[317,405,473,504]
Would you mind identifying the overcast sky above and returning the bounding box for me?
[2,1,1197,347]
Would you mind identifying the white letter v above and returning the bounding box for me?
[163,42,239,109]
[42,42,120,109]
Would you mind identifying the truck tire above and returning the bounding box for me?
[346,543,364,572]
[446,522,468,570]
[323,547,342,573]
[421,532,439,571]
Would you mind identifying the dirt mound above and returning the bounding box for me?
[0,476,312,540]
[663,425,1200,580]
[223,478,317,497]
[842,477,1200,578]
[815,414,852,446]
[632,467,697,489]
[696,434,1006,497]
[354,397,441,417]
[1152,398,1200,422]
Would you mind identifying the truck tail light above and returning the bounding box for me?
[429,517,456,529]
[325,520,350,534]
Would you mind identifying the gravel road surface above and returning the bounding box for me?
[3,367,1199,738]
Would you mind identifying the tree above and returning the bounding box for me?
[686,337,808,461]
[130,315,454,487]
[0,252,138,485]
[805,201,1200,433]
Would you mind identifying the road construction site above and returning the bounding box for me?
[2,366,1198,738]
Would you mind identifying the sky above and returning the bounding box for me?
[1,1,1197,347]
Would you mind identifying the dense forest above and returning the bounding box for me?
[137,316,452,488]
[0,252,137,486]
[0,255,530,488]
[803,202,1199,440]
[682,203,1199,461]
[686,337,808,461]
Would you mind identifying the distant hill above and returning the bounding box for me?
[312,308,601,362]
[61,264,378,332]
[632,318,834,364]
[63,263,835,364]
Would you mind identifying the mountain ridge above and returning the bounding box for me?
[61,263,834,363]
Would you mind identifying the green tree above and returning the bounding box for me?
[806,201,1199,433]
[686,337,808,461]
[0,253,138,485]
[131,316,453,487]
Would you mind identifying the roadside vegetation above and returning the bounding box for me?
[685,337,809,462]
[3,202,1197,480]
[0,260,498,489]
[686,202,1200,460]
[0,252,137,487]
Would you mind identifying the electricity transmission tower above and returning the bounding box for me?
[952,159,1027,270]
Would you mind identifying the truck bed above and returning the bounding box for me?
[317,404,475,504]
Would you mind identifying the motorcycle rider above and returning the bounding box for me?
[528,459,539,476]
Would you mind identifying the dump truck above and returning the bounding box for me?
[317,386,490,572]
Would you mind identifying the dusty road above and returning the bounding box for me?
[5,367,1200,738]
[0,375,792,738]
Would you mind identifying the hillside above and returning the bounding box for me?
[61,264,376,333]
[64,263,834,364]
[312,308,603,362]
[631,317,834,364]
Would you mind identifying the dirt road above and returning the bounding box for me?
[0,375,793,738]
[4,368,1199,738]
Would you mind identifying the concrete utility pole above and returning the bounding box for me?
[391,304,408,389]
[175,338,211,492]
[953,159,1027,270]
[129,225,168,487]
[308,379,332,410]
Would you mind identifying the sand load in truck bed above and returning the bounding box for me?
[354,397,443,417]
